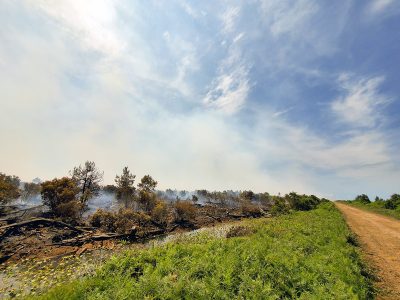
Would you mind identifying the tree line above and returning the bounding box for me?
[1,161,329,231]
[351,194,400,210]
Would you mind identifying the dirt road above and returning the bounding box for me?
[335,202,400,299]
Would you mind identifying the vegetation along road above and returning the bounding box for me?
[336,202,400,299]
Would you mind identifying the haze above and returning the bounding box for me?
[1,0,399,199]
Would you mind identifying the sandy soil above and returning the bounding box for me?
[335,202,400,299]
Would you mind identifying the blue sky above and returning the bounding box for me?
[1,0,399,199]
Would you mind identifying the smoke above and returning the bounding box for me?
[84,192,119,217]
[157,189,194,202]
[12,194,43,209]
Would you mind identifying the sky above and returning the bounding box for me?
[1,0,399,199]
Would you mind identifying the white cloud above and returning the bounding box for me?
[204,69,250,114]
[204,5,251,114]
[179,1,204,19]
[250,108,398,198]
[203,45,251,114]
[331,74,389,128]
[232,32,245,43]
[221,6,240,34]
[272,107,294,118]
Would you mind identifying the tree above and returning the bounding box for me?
[192,195,199,204]
[70,161,103,208]
[41,177,81,220]
[354,194,370,204]
[137,175,158,213]
[103,184,118,194]
[138,175,157,192]
[258,192,272,207]
[285,192,321,211]
[21,182,41,200]
[115,167,136,208]
[240,190,255,202]
[384,194,400,210]
[0,172,21,205]
[196,189,211,203]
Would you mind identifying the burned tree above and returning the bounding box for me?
[70,161,103,209]
[115,167,136,208]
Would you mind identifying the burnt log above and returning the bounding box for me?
[0,218,87,241]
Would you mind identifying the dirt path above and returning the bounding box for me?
[335,202,400,299]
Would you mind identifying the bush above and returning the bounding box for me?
[89,209,117,232]
[0,172,21,205]
[354,194,370,204]
[90,208,151,234]
[55,200,83,223]
[151,201,169,227]
[384,194,400,210]
[174,201,197,223]
[226,225,254,238]
[240,201,261,216]
[41,177,81,219]
[286,192,321,211]
[114,209,138,234]
[270,197,289,216]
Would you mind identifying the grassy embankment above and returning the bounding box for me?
[30,202,373,299]
[344,201,400,220]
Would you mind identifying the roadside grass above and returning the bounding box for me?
[344,201,400,220]
[29,202,374,299]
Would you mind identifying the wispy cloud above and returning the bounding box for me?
[331,74,389,128]
[203,65,250,114]
[259,0,318,37]
[367,0,396,15]
[220,6,240,34]
[272,107,295,118]
[203,32,251,113]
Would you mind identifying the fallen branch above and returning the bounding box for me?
[53,230,137,246]
[227,213,246,219]
[0,218,87,241]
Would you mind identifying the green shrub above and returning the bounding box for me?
[354,194,371,204]
[384,194,400,210]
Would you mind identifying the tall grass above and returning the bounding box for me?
[345,201,400,220]
[30,202,373,299]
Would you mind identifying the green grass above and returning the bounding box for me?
[345,201,400,220]
[29,203,373,300]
